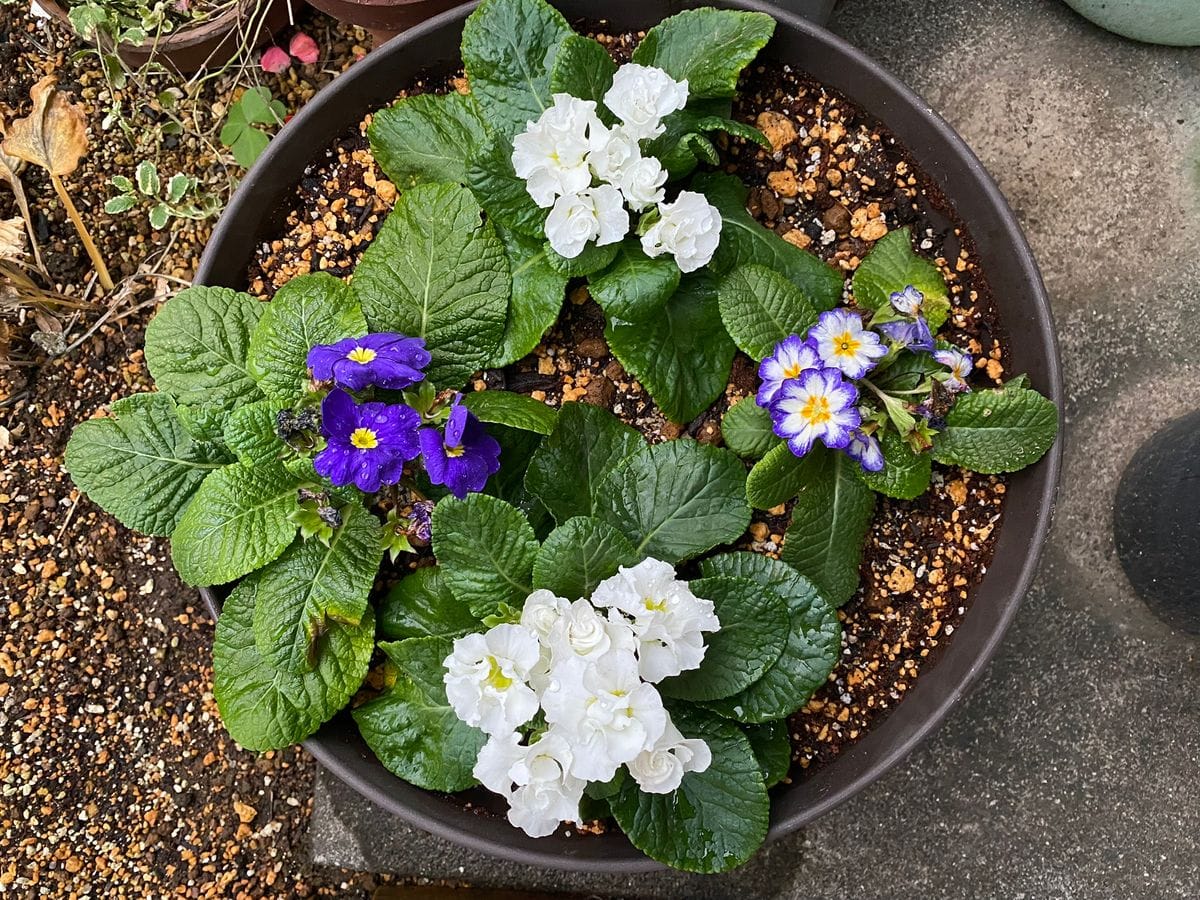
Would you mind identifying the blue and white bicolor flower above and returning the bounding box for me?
[810,309,888,379]
[756,334,822,407]
[769,367,862,457]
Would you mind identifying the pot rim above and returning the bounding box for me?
[196,0,1063,874]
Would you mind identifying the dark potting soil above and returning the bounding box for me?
[243,38,1010,793]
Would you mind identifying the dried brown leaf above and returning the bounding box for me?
[0,217,25,261]
[0,121,43,274]
[1,76,89,177]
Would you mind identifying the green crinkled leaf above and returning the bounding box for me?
[610,706,769,874]
[461,0,573,138]
[632,8,775,99]
[721,396,779,460]
[589,239,680,323]
[170,461,300,586]
[525,402,643,525]
[743,721,791,788]
[352,182,510,388]
[532,516,640,600]
[247,273,366,403]
[368,92,489,187]
[378,566,477,641]
[679,132,719,166]
[691,115,770,149]
[213,578,374,751]
[779,448,875,606]
[64,392,227,536]
[252,505,383,674]
[605,271,736,424]
[717,264,818,361]
[545,240,620,278]
[465,134,546,238]
[699,553,840,723]
[143,285,266,422]
[852,227,949,329]
[223,400,286,467]
[696,172,844,311]
[461,390,558,435]
[932,382,1058,474]
[482,424,553,540]
[595,438,750,563]
[871,350,944,394]
[175,401,229,446]
[492,224,566,367]
[645,99,734,180]
[746,441,807,510]
[550,33,616,107]
[659,575,788,702]
[432,493,538,617]
[860,429,932,500]
[353,637,487,792]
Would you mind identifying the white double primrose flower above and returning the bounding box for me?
[627,719,713,794]
[541,649,667,782]
[544,184,629,260]
[640,190,724,274]
[474,730,585,838]
[591,557,721,682]
[443,558,717,837]
[444,624,541,736]
[511,64,719,269]
[511,94,599,208]
[603,63,690,141]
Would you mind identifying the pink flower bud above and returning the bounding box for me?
[260,46,291,74]
[288,32,319,65]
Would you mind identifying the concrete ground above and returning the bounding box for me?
[311,0,1200,895]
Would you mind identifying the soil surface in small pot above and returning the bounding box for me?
[245,29,1010,806]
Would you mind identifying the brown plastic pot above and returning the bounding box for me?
[302,0,460,44]
[196,0,1063,873]
[37,0,296,74]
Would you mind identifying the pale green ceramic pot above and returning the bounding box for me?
[1063,0,1200,46]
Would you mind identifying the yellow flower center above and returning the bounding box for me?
[783,362,803,378]
[485,656,512,690]
[445,444,465,458]
[643,596,667,612]
[801,395,832,426]
[832,331,861,357]
[347,346,377,364]
[350,427,378,449]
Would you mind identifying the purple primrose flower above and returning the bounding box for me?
[889,285,925,317]
[757,334,822,407]
[845,428,885,472]
[313,388,421,493]
[419,394,501,499]
[408,500,434,543]
[933,347,973,393]
[307,333,431,391]
[770,367,861,457]
[877,318,934,352]
[810,309,887,379]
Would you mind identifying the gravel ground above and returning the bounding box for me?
[0,6,399,897]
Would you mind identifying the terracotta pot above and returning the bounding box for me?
[36,0,297,73]
[196,0,1063,873]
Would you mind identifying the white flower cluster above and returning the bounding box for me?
[511,64,723,272]
[443,558,719,837]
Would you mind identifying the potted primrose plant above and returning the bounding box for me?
[65,0,1062,875]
